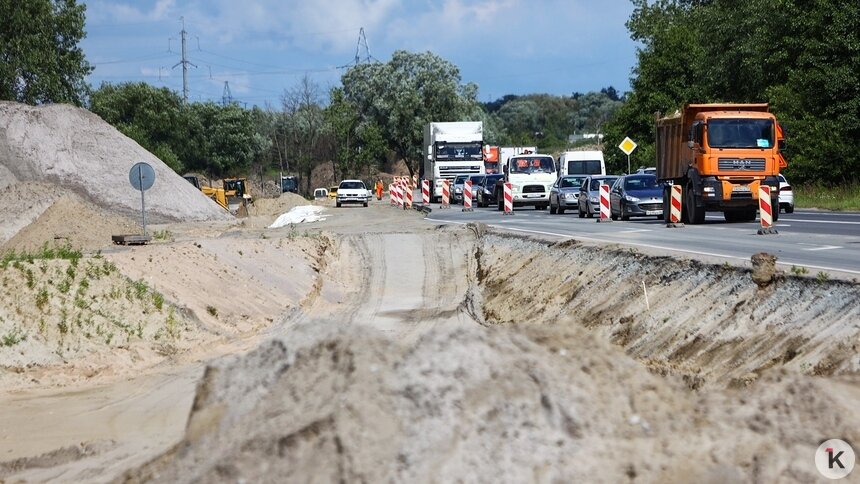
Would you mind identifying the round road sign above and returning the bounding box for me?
[129,162,155,191]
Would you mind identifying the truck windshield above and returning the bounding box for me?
[566,160,602,175]
[435,143,482,160]
[511,156,554,174]
[708,119,774,149]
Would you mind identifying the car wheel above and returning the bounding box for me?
[336,202,341,208]
[363,202,368,207]
[786,205,794,214]
[578,203,585,218]
[497,196,504,212]
[621,204,630,221]
[558,206,565,214]
[550,203,557,214]
[586,203,593,218]
[610,210,618,221]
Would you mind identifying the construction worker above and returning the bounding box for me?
[375,179,383,200]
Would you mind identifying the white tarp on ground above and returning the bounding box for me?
[268,205,327,228]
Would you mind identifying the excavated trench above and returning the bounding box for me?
[113,222,860,483]
[471,229,860,389]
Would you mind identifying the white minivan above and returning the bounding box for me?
[557,151,606,177]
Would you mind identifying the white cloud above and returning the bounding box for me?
[89,0,177,24]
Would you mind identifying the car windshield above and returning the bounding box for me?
[454,175,469,184]
[339,181,365,190]
[589,178,617,190]
[511,156,554,174]
[624,175,660,190]
[559,176,585,189]
[469,175,484,185]
[708,119,774,149]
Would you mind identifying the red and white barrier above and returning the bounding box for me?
[404,184,413,209]
[503,182,513,214]
[670,184,683,224]
[441,180,450,208]
[389,184,395,205]
[463,180,473,211]
[396,184,404,207]
[422,179,430,204]
[757,185,777,234]
[598,184,611,222]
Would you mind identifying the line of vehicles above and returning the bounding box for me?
[423,103,793,222]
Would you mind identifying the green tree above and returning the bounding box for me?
[341,50,482,178]
[0,0,92,105]
[89,82,189,172]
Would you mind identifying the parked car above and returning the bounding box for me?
[609,174,664,220]
[577,175,619,218]
[335,179,370,207]
[549,175,587,214]
[635,167,656,176]
[778,174,794,213]
[451,174,470,203]
[476,174,504,207]
[328,186,338,199]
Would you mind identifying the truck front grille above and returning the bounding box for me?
[522,185,545,193]
[718,158,766,171]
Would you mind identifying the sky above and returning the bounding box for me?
[80,0,638,107]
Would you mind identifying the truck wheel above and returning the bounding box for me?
[686,185,705,224]
[772,204,779,222]
[497,195,504,212]
[742,207,757,222]
[663,187,671,223]
[785,205,794,214]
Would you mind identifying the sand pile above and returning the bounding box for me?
[0,101,230,223]
[251,192,311,217]
[0,182,63,245]
[122,322,860,483]
[2,190,139,252]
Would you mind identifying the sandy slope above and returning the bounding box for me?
[1,202,859,483]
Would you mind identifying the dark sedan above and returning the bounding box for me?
[476,174,504,207]
[609,174,664,220]
[549,175,586,214]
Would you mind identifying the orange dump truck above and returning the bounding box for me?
[656,104,786,223]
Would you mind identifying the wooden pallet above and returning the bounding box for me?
[111,234,152,245]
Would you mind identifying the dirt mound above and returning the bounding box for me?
[123,322,860,483]
[0,102,230,223]
[0,182,63,245]
[251,192,312,217]
[123,323,689,483]
[2,191,139,252]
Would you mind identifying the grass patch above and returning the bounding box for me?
[152,229,173,241]
[206,305,218,317]
[2,327,26,347]
[795,183,860,211]
[0,242,82,269]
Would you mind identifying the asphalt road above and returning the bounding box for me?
[420,200,860,277]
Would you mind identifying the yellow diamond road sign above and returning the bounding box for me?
[619,137,637,155]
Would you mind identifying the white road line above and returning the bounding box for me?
[799,244,843,251]
[423,217,860,276]
[784,218,860,225]
[618,229,653,234]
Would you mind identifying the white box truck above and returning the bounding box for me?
[557,150,606,176]
[423,122,484,202]
[495,152,557,211]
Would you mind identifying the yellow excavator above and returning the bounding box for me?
[184,176,252,216]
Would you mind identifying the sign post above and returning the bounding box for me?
[129,162,156,236]
[619,137,638,174]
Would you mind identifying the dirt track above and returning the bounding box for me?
[2,199,860,482]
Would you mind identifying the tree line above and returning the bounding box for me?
[602,0,859,184]
[7,0,853,190]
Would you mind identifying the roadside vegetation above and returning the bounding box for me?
[794,184,860,211]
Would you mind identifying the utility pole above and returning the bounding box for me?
[222,81,232,106]
[172,17,196,102]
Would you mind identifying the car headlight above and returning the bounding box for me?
[625,195,640,202]
[590,196,598,203]
[454,188,462,193]
[564,192,577,200]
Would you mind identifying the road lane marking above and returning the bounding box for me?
[423,217,860,276]
[799,244,843,251]
[783,218,860,225]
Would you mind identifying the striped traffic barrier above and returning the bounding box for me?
[404,183,413,209]
[462,180,473,212]
[441,180,450,209]
[667,184,684,228]
[395,184,404,207]
[596,184,611,222]
[422,179,430,204]
[412,174,418,191]
[389,184,395,205]
[503,182,514,215]
[757,185,778,235]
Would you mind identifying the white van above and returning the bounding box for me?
[557,151,606,176]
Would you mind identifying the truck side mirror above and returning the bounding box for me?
[503,165,508,175]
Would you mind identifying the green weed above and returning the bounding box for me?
[206,305,218,317]
[35,288,49,311]
[1,327,26,347]
[816,271,830,282]
[795,183,860,211]
[790,265,809,276]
